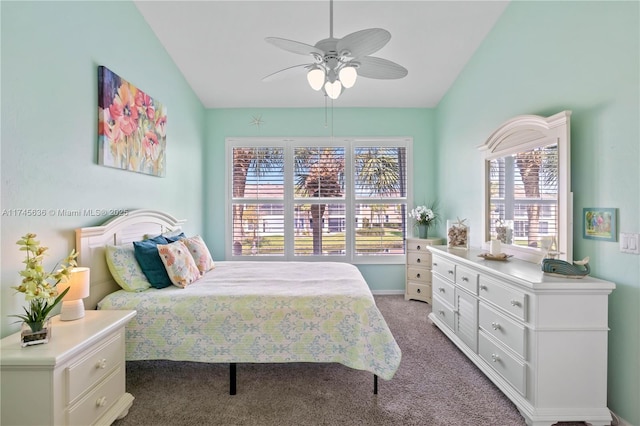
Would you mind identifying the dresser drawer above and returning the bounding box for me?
[455,265,478,294]
[432,275,455,307]
[431,257,455,280]
[67,330,124,404]
[67,366,125,426]
[479,303,526,358]
[407,266,431,284]
[478,276,527,321]
[407,282,431,301]
[478,332,526,396]
[431,295,455,330]
[407,252,432,267]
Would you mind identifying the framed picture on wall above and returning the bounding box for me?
[98,65,167,177]
[583,208,617,241]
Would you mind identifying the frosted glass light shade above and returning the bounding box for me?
[339,66,357,88]
[59,267,90,321]
[324,80,342,100]
[307,68,325,91]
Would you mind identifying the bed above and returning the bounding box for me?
[76,209,402,394]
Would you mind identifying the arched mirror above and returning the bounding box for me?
[479,111,572,263]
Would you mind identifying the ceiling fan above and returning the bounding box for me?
[262,0,408,100]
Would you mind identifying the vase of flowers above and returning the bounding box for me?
[10,233,77,347]
[409,203,438,239]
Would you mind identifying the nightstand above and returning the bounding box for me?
[405,238,443,303]
[1,310,136,426]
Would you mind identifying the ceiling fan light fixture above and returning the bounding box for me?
[338,66,357,89]
[307,67,326,91]
[324,80,342,99]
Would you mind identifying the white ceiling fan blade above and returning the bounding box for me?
[356,56,408,79]
[337,28,391,58]
[262,64,311,82]
[265,37,324,57]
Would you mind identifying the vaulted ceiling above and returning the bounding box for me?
[135,1,509,108]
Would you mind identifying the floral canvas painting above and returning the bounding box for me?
[98,66,167,177]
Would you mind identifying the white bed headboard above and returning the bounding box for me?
[75,209,186,309]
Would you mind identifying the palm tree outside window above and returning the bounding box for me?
[227,137,412,263]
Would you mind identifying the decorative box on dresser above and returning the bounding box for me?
[428,246,615,426]
[405,237,443,303]
[1,310,136,426]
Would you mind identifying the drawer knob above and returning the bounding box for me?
[417,258,421,263]
[448,269,454,275]
[96,396,108,407]
[416,245,421,250]
[491,353,500,363]
[438,287,445,293]
[417,288,421,294]
[433,262,438,267]
[438,310,445,316]
[480,285,487,291]
[96,358,107,369]
[416,273,421,279]
[491,321,501,330]
[510,299,521,307]
[462,276,469,282]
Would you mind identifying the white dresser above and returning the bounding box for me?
[405,238,443,303]
[428,246,615,426]
[1,310,136,426]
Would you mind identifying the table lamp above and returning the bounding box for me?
[58,267,90,321]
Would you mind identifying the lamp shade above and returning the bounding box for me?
[307,67,325,91]
[58,267,90,321]
[339,66,357,89]
[324,80,342,100]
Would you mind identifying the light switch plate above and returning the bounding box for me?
[620,233,640,254]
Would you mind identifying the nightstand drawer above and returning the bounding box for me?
[407,252,432,267]
[407,281,431,300]
[406,239,433,252]
[67,330,124,403]
[431,257,455,280]
[407,266,431,283]
[67,366,125,426]
[433,275,455,307]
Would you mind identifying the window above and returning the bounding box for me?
[227,137,412,263]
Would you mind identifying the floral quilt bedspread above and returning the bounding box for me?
[98,261,401,380]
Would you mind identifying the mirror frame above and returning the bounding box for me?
[478,111,572,263]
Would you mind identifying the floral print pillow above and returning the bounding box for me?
[181,235,215,274]
[157,240,201,288]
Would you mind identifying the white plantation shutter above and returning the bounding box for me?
[227,138,412,263]
[488,144,559,248]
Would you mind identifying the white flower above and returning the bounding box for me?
[409,205,436,226]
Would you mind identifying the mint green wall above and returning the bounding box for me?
[435,1,640,423]
[0,1,206,336]
[204,108,435,291]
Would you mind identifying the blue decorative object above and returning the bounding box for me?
[541,257,590,278]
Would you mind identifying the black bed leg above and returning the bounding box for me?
[230,363,237,395]
[374,374,378,394]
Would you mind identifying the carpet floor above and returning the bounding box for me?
[113,295,592,426]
